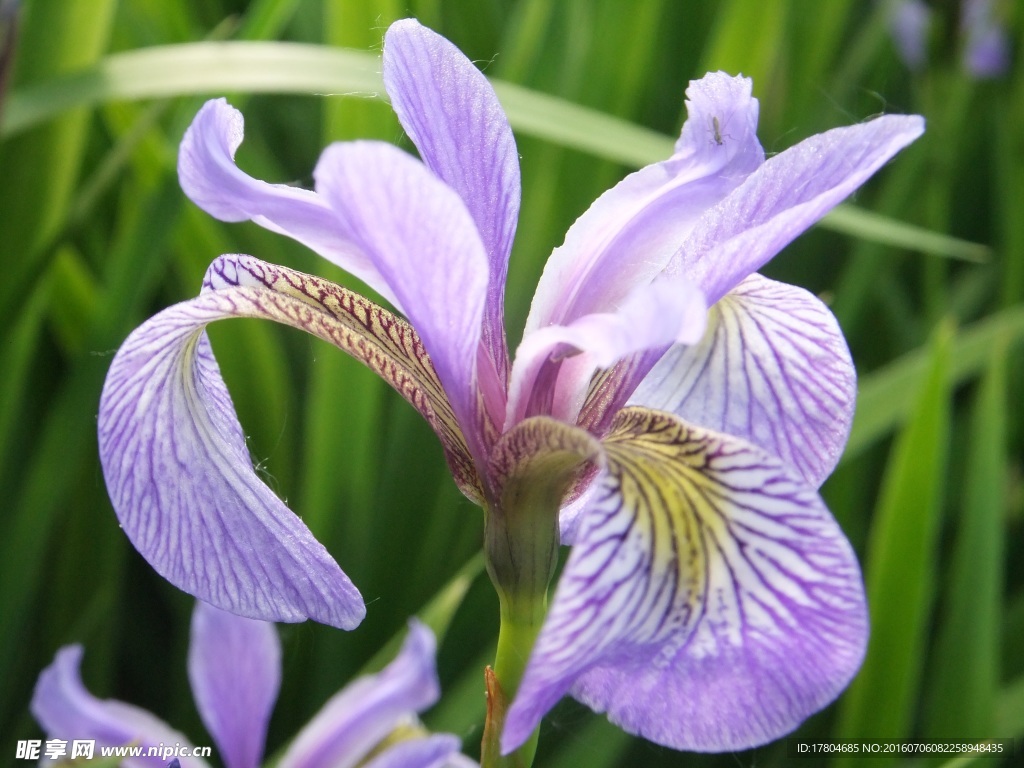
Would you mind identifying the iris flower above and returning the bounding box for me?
[97,18,924,758]
[31,602,473,768]
[888,0,1010,78]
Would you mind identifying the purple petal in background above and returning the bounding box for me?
[277,621,442,768]
[630,274,855,487]
[676,113,925,306]
[384,18,520,388]
[177,99,393,304]
[31,646,209,768]
[504,408,867,753]
[889,0,932,71]
[188,602,281,768]
[361,735,477,768]
[98,293,364,629]
[962,0,1009,78]
[524,72,762,336]
[314,141,489,456]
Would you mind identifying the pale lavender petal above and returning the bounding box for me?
[524,72,762,335]
[962,0,1009,78]
[506,276,707,428]
[177,99,394,305]
[889,0,932,71]
[361,736,474,768]
[31,646,210,768]
[676,114,925,306]
[629,274,855,487]
[384,18,520,386]
[98,294,364,629]
[504,408,867,753]
[277,621,441,768]
[314,141,489,457]
[188,601,280,768]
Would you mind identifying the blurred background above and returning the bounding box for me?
[1,0,1021,766]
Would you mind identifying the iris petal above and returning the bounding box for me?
[384,18,520,388]
[504,407,867,753]
[630,274,855,487]
[523,72,762,335]
[277,621,441,768]
[177,99,392,304]
[314,141,490,459]
[188,601,280,768]
[507,276,707,428]
[677,113,926,305]
[31,646,209,768]
[203,255,482,502]
[98,288,364,628]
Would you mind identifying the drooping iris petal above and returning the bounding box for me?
[384,18,520,388]
[188,601,280,768]
[506,275,707,428]
[676,113,926,306]
[504,407,867,753]
[360,736,477,768]
[203,255,482,502]
[177,99,393,305]
[314,141,490,458]
[629,274,855,487]
[524,72,762,336]
[31,646,210,768]
[276,621,442,768]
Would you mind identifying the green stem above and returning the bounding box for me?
[485,593,545,768]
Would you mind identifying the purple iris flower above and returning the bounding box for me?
[97,18,924,755]
[888,0,1010,78]
[31,602,473,768]
[961,0,1010,78]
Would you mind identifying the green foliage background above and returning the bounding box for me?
[1,0,1022,766]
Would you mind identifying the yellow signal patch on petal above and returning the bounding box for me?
[504,406,866,753]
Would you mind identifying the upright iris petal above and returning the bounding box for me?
[383,18,521,398]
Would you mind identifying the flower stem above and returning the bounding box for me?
[480,592,546,768]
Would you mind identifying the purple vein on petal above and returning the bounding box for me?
[99,290,365,628]
[630,274,856,487]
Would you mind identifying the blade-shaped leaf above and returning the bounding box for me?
[925,349,1006,738]
[835,321,952,759]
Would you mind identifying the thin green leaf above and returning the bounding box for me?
[994,675,1024,737]
[925,350,1006,738]
[362,552,485,675]
[2,41,985,265]
[846,306,1024,461]
[835,320,952,762]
